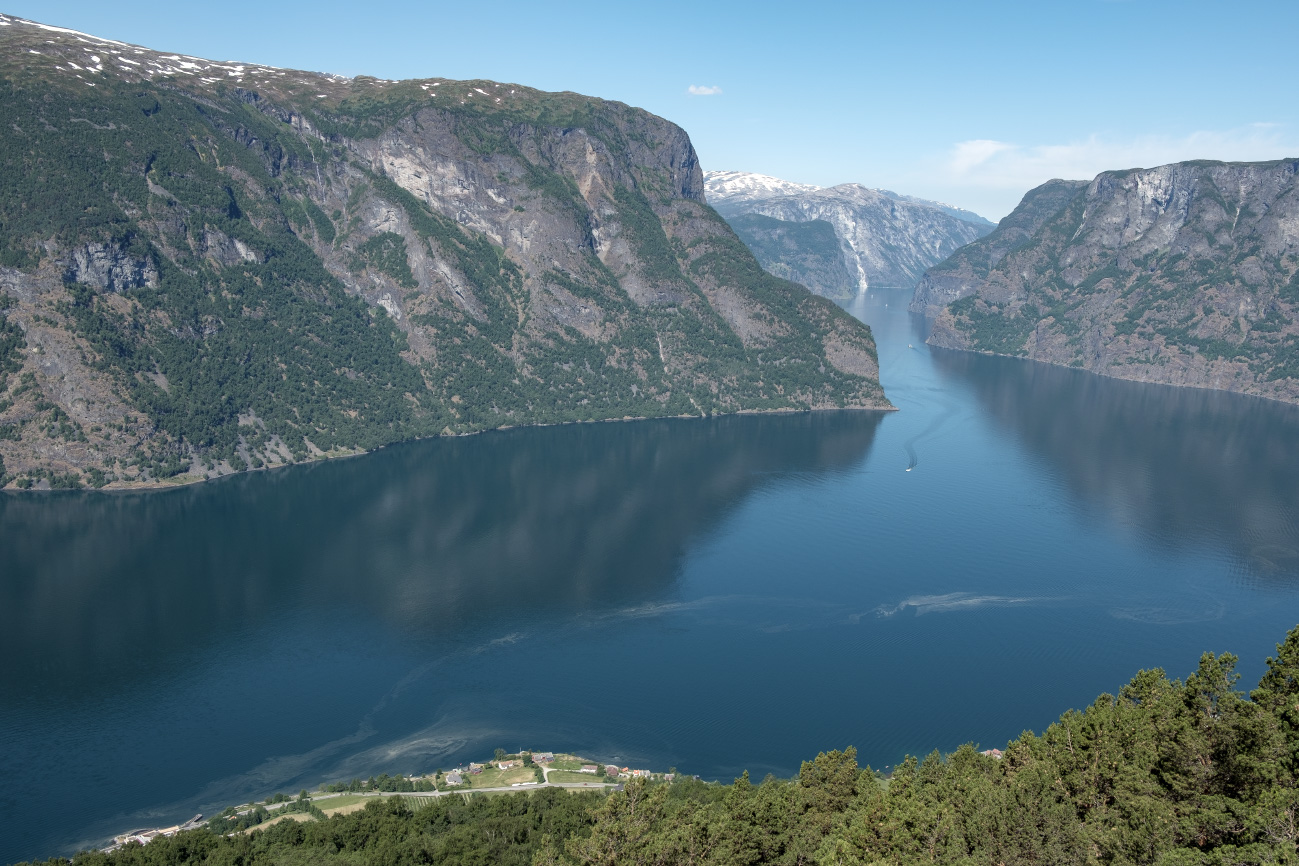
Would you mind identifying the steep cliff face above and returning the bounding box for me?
[909,180,1089,312]
[706,172,994,296]
[725,214,857,297]
[919,160,1299,404]
[0,15,889,489]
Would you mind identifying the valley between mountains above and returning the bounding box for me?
[3,10,1298,492]
[705,170,994,298]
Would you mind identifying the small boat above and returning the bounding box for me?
[905,467,912,472]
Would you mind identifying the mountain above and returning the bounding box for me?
[725,213,858,297]
[916,159,1299,404]
[703,171,996,229]
[875,189,995,227]
[705,171,996,297]
[910,179,1090,313]
[0,15,890,490]
[701,170,820,207]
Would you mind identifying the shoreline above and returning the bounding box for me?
[98,751,676,854]
[924,339,1299,410]
[0,403,896,493]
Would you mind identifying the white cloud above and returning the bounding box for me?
[687,84,722,96]
[939,124,1299,218]
[949,139,1016,174]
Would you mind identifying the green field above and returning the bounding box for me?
[462,766,540,789]
[314,794,374,812]
[546,770,612,785]
[546,754,589,771]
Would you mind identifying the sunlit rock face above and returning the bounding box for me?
[917,159,1299,405]
[0,15,890,488]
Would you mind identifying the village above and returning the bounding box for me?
[106,751,678,852]
[109,816,205,849]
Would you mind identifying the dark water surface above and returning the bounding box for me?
[4,288,1299,862]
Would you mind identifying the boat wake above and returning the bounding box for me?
[900,390,959,472]
[873,593,1047,618]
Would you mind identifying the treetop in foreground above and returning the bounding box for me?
[23,624,1299,865]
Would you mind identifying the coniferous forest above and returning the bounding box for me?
[20,625,1299,866]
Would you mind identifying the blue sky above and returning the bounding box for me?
[11,0,1298,219]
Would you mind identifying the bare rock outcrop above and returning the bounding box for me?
[915,159,1299,405]
[62,242,158,293]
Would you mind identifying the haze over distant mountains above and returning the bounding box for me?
[706,171,994,227]
[705,171,995,298]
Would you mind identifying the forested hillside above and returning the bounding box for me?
[0,15,888,489]
[22,625,1299,866]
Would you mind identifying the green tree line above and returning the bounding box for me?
[18,625,1299,866]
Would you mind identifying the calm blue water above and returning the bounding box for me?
[3,287,1299,862]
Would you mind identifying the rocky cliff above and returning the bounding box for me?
[0,15,890,489]
[909,180,1090,312]
[705,172,994,297]
[725,214,857,297]
[918,159,1299,404]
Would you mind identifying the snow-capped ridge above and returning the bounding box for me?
[706,171,994,228]
[706,170,996,294]
[0,13,307,86]
[7,14,131,47]
[704,170,821,207]
[0,13,555,113]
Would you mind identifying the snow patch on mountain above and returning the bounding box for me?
[707,171,996,293]
[704,171,820,207]
[706,171,993,228]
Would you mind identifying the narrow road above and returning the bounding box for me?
[117,778,621,850]
[226,777,616,824]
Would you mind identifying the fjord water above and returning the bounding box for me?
[4,288,1299,862]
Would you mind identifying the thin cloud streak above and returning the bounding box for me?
[687,84,722,96]
[950,139,1016,174]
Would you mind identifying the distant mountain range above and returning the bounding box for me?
[705,171,995,298]
[703,171,822,206]
[0,15,890,489]
[914,159,1299,405]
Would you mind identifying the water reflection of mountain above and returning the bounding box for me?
[931,347,1299,580]
[0,412,882,694]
